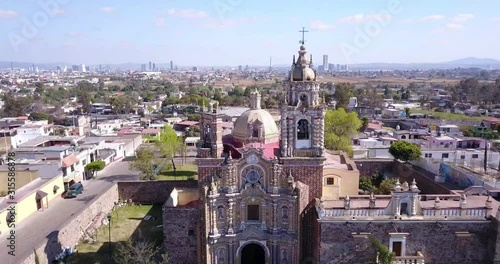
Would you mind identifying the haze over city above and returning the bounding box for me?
[2,0,500,66]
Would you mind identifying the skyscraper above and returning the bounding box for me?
[170,60,174,71]
[153,63,156,71]
[141,64,147,72]
[323,55,328,72]
[149,61,152,71]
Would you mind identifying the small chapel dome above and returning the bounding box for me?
[232,90,279,144]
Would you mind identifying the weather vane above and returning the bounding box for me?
[299,27,308,45]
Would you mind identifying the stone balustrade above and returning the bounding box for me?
[423,208,488,217]
[392,251,425,264]
[323,208,386,218]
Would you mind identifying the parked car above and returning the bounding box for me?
[65,182,84,198]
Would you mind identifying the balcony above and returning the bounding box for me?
[392,252,425,264]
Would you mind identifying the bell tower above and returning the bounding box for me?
[198,101,224,159]
[280,34,325,158]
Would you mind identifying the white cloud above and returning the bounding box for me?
[66,32,82,37]
[446,23,463,30]
[99,6,115,13]
[50,9,66,16]
[0,9,18,19]
[450,14,474,23]
[309,20,334,31]
[154,17,166,28]
[167,8,208,19]
[490,17,500,22]
[205,17,258,28]
[339,13,392,24]
[419,15,445,22]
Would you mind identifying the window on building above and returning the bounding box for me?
[460,155,465,160]
[247,205,259,221]
[442,153,449,159]
[62,168,67,176]
[400,202,408,215]
[326,177,335,185]
[297,119,310,140]
[392,241,403,256]
[425,153,432,158]
[401,135,406,139]
[472,154,479,159]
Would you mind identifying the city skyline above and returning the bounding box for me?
[1,0,500,66]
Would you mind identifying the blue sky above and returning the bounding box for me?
[1,0,500,66]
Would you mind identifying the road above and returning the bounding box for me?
[0,160,139,264]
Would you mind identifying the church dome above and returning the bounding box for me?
[232,109,279,144]
[233,89,279,144]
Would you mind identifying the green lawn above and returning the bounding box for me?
[412,109,484,121]
[67,204,163,264]
[157,163,198,181]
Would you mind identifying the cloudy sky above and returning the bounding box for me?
[1,0,500,66]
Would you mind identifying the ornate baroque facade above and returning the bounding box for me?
[196,43,325,264]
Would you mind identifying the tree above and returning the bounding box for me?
[324,108,361,156]
[370,236,395,264]
[129,147,158,180]
[1,94,33,117]
[113,238,167,264]
[404,108,410,118]
[359,176,374,193]
[377,178,397,195]
[389,140,422,163]
[333,83,354,109]
[34,82,45,95]
[360,117,369,132]
[85,161,105,178]
[29,112,53,123]
[156,126,180,173]
[77,91,92,113]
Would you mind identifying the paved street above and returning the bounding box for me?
[0,161,139,264]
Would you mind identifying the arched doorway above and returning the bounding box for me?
[241,243,266,264]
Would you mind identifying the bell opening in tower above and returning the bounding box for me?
[296,119,311,149]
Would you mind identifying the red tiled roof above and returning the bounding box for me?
[62,154,78,168]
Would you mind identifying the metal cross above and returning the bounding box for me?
[299,27,308,44]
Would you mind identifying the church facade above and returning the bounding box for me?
[195,42,325,264]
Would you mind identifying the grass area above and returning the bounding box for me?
[67,204,163,264]
[157,162,198,181]
[412,109,484,121]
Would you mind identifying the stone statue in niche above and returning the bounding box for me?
[281,249,288,264]
[216,248,225,264]
[281,206,288,222]
[210,176,218,195]
[217,206,224,221]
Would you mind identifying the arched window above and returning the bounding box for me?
[400,202,408,215]
[281,206,288,222]
[299,94,309,107]
[297,119,309,140]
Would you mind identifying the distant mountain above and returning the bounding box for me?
[445,57,500,65]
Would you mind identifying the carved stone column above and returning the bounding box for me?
[272,200,278,233]
[261,202,267,229]
[395,197,401,217]
[210,198,218,235]
[288,200,294,232]
[287,117,294,156]
[281,113,288,157]
[228,241,234,264]
[240,201,246,229]
[228,198,234,234]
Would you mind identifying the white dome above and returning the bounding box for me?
[232,109,279,144]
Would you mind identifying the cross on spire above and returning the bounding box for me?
[299,27,308,45]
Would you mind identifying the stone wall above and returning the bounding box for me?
[21,184,119,264]
[393,161,451,194]
[117,180,197,204]
[320,220,495,264]
[163,205,199,264]
[354,159,393,177]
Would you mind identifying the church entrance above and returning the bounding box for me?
[241,243,266,264]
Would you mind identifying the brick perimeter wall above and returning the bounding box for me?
[393,161,451,194]
[354,160,393,177]
[163,207,198,264]
[21,184,119,264]
[117,180,197,204]
[320,221,494,264]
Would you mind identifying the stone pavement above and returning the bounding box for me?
[0,161,138,264]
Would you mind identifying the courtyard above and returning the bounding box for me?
[67,204,164,264]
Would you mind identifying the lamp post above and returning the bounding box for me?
[107,213,112,259]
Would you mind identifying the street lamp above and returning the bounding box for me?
[107,213,112,259]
